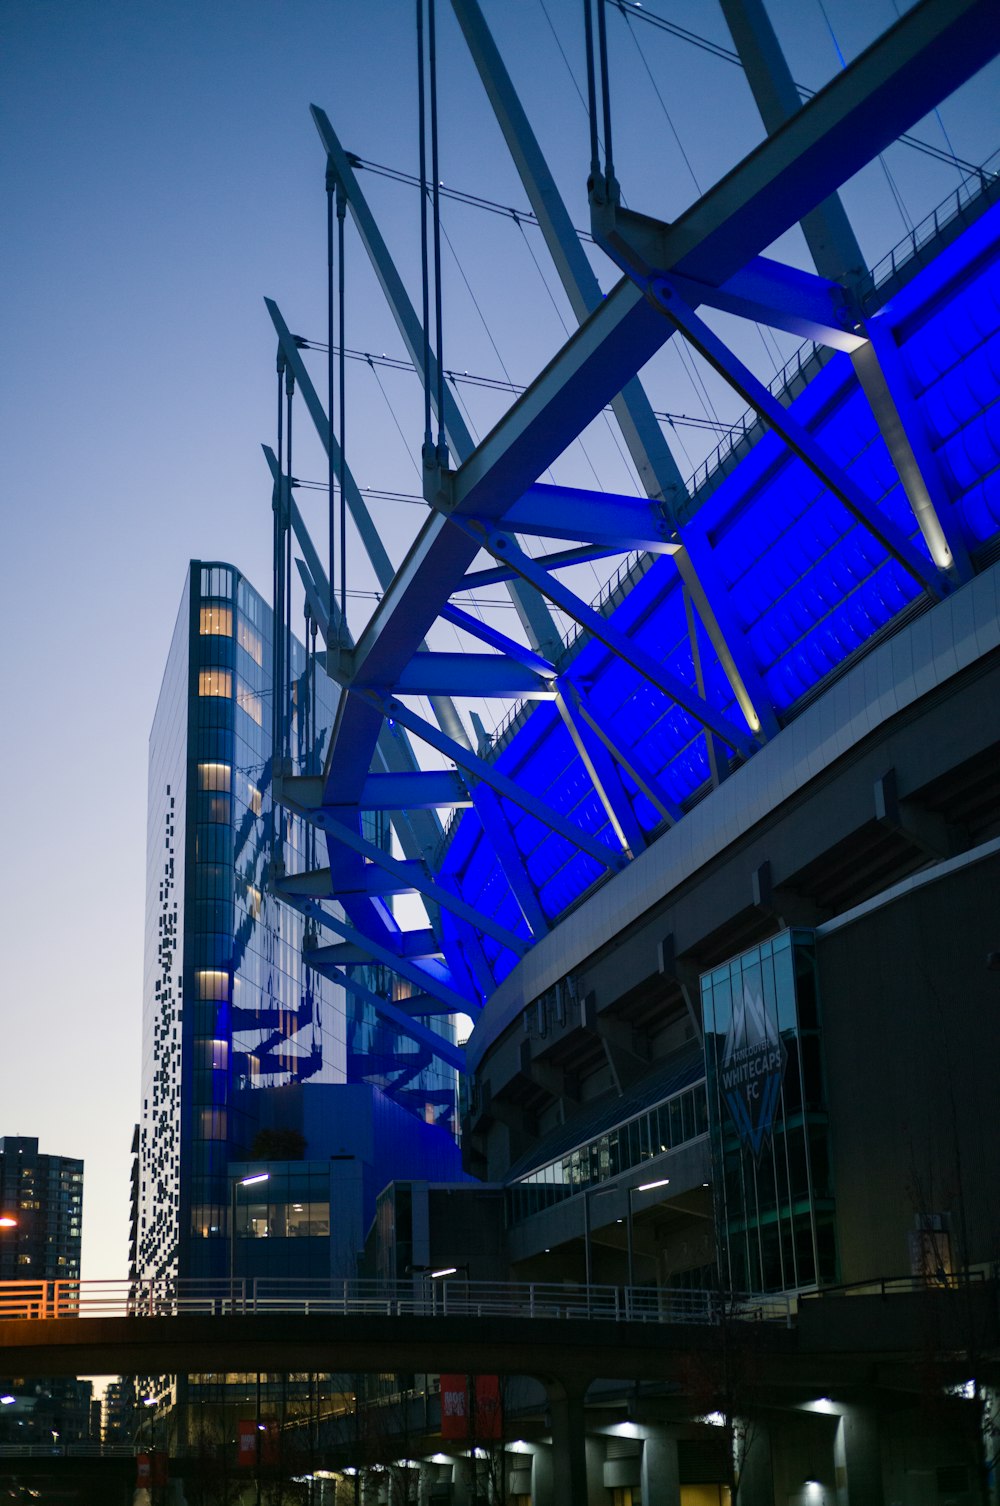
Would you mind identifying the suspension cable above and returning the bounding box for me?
[428,0,447,461]
[337,187,348,632]
[326,161,336,632]
[273,354,285,857]
[596,0,615,187]
[417,0,433,460]
[583,0,601,183]
[284,367,295,762]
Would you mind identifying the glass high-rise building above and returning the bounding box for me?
[140,561,458,1283]
[0,1136,83,1282]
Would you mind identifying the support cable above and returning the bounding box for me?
[326,163,336,625]
[272,355,285,862]
[428,0,448,463]
[417,0,433,460]
[285,368,295,762]
[610,0,992,179]
[596,0,615,187]
[337,187,348,630]
[583,0,601,183]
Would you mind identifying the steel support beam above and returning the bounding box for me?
[279,770,471,812]
[568,690,681,826]
[471,481,680,552]
[439,603,558,678]
[266,298,474,754]
[720,0,971,580]
[463,526,759,757]
[299,898,475,1015]
[306,957,466,1071]
[282,806,528,957]
[555,686,644,857]
[595,0,1000,285]
[309,104,562,662]
[378,651,555,699]
[647,279,945,596]
[352,690,622,872]
[455,544,626,590]
[471,784,549,938]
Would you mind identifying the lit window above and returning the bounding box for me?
[197,1039,229,1069]
[199,1109,227,1141]
[195,970,230,1001]
[237,619,263,666]
[199,606,232,637]
[237,683,263,726]
[247,782,262,817]
[246,886,262,919]
[198,763,231,793]
[199,669,231,698]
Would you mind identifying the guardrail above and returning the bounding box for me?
[0,1442,136,1458]
[0,1277,793,1327]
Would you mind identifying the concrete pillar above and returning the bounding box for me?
[639,1427,681,1506]
[737,1419,773,1506]
[531,1441,555,1506]
[836,1406,884,1506]
[585,1436,608,1506]
[545,1381,589,1506]
[450,1453,474,1506]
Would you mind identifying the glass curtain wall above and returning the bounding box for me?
[702,931,836,1294]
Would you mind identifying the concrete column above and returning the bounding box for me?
[836,1406,884,1506]
[585,1436,608,1506]
[450,1452,474,1506]
[531,1441,555,1506]
[639,1427,681,1506]
[545,1380,589,1506]
[737,1419,773,1506]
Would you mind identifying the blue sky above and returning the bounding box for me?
[1,0,996,1285]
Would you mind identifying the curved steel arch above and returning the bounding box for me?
[268,0,997,1059]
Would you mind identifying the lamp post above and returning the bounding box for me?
[583,1185,616,1288]
[230,1171,269,1285]
[626,1178,671,1291]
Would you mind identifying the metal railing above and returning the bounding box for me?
[0,1442,137,1458]
[0,1276,792,1327]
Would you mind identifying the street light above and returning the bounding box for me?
[0,1216,16,1229]
[230,1172,269,1284]
[583,1186,616,1288]
[626,1178,671,1290]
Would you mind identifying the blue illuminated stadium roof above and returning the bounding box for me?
[438,195,1000,991]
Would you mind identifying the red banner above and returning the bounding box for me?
[439,1376,502,1440]
[474,1375,503,1440]
[136,1451,168,1485]
[237,1419,279,1466]
[440,1374,468,1439]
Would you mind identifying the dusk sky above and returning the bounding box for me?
[2,0,996,1286]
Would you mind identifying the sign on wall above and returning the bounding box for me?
[720,982,787,1157]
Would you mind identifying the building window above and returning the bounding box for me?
[199,1109,227,1141]
[237,619,263,666]
[195,970,230,1001]
[201,566,233,597]
[197,763,231,793]
[200,605,232,637]
[199,669,232,699]
[236,682,263,727]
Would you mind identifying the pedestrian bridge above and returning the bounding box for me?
[0,1276,794,1384]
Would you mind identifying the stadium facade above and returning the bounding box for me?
[135,0,1000,1499]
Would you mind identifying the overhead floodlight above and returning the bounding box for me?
[430,1266,458,1278]
[0,1216,17,1229]
[636,1178,670,1193]
[0,1396,15,1406]
[240,1172,270,1187]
